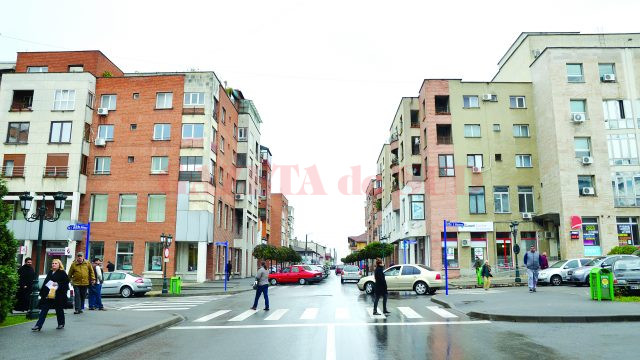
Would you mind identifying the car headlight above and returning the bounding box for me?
[617,279,627,285]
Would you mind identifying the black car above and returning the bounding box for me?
[613,258,640,294]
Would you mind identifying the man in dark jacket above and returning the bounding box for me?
[226,261,232,281]
[106,261,115,272]
[15,257,35,311]
[373,258,390,316]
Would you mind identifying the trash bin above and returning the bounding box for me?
[170,276,182,295]
[589,268,614,301]
[476,267,483,286]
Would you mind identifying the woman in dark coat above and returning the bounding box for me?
[32,259,69,331]
[373,258,390,315]
[15,257,35,311]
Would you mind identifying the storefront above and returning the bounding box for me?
[520,231,538,252]
[617,217,639,246]
[44,241,70,274]
[441,232,458,269]
[582,217,602,256]
[495,232,512,269]
[469,232,487,267]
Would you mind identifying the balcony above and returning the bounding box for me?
[210,142,218,153]
[1,166,25,178]
[10,90,34,112]
[436,124,453,145]
[43,166,68,178]
[182,107,205,115]
[391,189,400,211]
[614,196,640,207]
[389,132,399,150]
[181,138,204,149]
[435,95,450,115]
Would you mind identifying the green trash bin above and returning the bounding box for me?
[170,276,182,295]
[476,267,483,286]
[589,268,614,301]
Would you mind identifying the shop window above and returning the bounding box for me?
[116,242,134,271]
[441,232,458,268]
[146,242,163,271]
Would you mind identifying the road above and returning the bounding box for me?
[97,275,637,360]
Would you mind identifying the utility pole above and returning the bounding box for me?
[305,234,308,264]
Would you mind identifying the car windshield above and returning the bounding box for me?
[585,258,605,266]
[303,266,313,271]
[418,264,434,271]
[549,261,565,269]
[344,265,358,272]
[614,259,640,270]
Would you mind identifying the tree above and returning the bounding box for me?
[0,179,18,322]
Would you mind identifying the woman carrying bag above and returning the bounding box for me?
[32,259,69,331]
[481,260,493,291]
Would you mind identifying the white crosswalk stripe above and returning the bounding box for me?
[194,310,231,322]
[426,306,458,318]
[265,309,289,321]
[366,307,386,319]
[300,308,319,320]
[118,296,221,312]
[229,309,258,322]
[334,307,349,320]
[397,306,422,319]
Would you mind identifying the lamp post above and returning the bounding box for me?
[19,191,67,319]
[160,233,173,294]
[510,221,522,283]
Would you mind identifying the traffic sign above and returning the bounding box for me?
[164,248,170,258]
[67,223,89,231]
[446,221,464,227]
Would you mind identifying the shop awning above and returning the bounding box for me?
[532,213,560,226]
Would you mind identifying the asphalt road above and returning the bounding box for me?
[96,275,638,360]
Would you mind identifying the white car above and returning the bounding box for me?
[341,265,362,283]
[357,264,442,295]
[537,258,591,286]
[101,271,153,298]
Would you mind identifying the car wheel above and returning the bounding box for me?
[120,286,133,298]
[414,281,428,295]
[364,282,374,295]
[550,275,562,286]
[299,278,306,285]
[270,278,277,286]
[428,288,437,295]
[341,278,344,284]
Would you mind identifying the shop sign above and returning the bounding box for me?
[446,247,455,260]
[584,246,602,257]
[474,247,484,259]
[582,225,598,246]
[570,231,580,240]
[46,247,66,255]
[617,224,632,245]
[458,222,493,232]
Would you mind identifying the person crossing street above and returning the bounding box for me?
[251,261,270,311]
[373,258,389,316]
[523,245,542,293]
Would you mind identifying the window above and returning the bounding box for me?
[607,134,639,165]
[153,124,171,140]
[45,153,69,177]
[213,98,219,121]
[97,124,114,141]
[494,186,510,213]
[509,96,526,109]
[582,217,600,247]
[574,137,591,158]
[116,242,134,271]
[598,63,616,81]
[27,66,48,72]
[146,243,163,271]
[611,172,640,207]
[513,124,530,137]
[94,157,111,174]
[603,100,633,129]
[467,154,483,168]
[464,124,481,137]
[220,136,225,153]
[11,90,34,111]
[435,96,449,114]
[132,93,139,100]
[68,65,83,72]
[578,175,595,195]
[570,99,587,117]
[217,200,223,226]
[412,164,421,177]
[463,95,479,108]
[147,194,166,222]
[81,154,88,175]
[128,156,135,163]
[441,233,458,268]
[118,194,137,222]
[53,90,75,110]
[401,266,420,276]
[87,92,94,109]
[179,156,203,181]
[411,136,420,155]
[89,194,108,222]
[221,107,226,124]
[236,180,246,194]
[182,124,204,139]
[184,92,205,106]
[156,92,173,109]
[49,122,72,143]
[224,205,228,229]
[151,156,169,174]
[469,187,486,214]
[130,124,137,130]
[236,153,247,167]
[566,63,584,82]
[410,110,419,127]
[518,186,534,213]
[410,194,424,220]
[436,124,452,144]
[493,124,501,132]
[89,241,104,262]
[238,127,247,141]
[516,154,532,168]
[495,154,502,161]
[438,154,454,176]
[233,124,238,139]
[100,94,117,110]
[6,122,29,144]
[218,167,224,185]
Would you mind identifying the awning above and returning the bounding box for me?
[532,213,560,226]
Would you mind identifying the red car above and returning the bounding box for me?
[268,265,323,285]
[335,265,344,275]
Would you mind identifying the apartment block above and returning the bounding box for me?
[259,145,272,245]
[269,193,289,248]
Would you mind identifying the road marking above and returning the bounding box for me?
[334,307,349,320]
[229,309,258,322]
[265,309,289,321]
[326,324,336,360]
[133,308,190,311]
[427,306,458,319]
[300,308,319,320]
[295,285,304,289]
[169,320,491,330]
[194,310,231,322]
[366,307,386,319]
[397,307,422,319]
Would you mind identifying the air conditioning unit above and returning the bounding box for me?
[94,138,106,147]
[461,239,470,247]
[482,94,494,101]
[472,166,482,174]
[97,108,109,116]
[602,74,616,82]
[582,187,595,195]
[582,156,593,165]
[235,194,245,200]
[544,231,553,239]
[522,212,533,220]
[571,112,586,122]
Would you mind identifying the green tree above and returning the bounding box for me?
[0,179,18,322]
[608,245,639,255]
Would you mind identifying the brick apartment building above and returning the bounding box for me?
[269,193,289,248]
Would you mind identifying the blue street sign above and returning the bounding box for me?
[446,221,464,227]
[67,223,89,231]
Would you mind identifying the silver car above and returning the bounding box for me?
[537,258,590,286]
[341,265,362,283]
[101,271,153,298]
[567,255,637,286]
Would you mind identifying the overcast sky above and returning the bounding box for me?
[2,0,639,259]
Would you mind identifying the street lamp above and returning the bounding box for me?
[160,233,173,294]
[509,221,522,283]
[19,191,67,319]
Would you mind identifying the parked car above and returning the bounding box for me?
[311,265,329,278]
[357,264,442,295]
[537,258,591,286]
[268,265,324,285]
[330,265,336,270]
[567,255,637,286]
[335,265,344,275]
[613,257,640,294]
[341,265,362,284]
[101,271,153,298]
[38,275,74,309]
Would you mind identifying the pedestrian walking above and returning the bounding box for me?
[540,252,549,270]
[473,256,484,286]
[523,245,542,292]
[373,258,390,316]
[15,257,35,312]
[251,261,269,311]
[31,259,69,331]
[226,261,232,281]
[67,252,95,314]
[481,260,492,290]
[106,260,115,272]
[88,258,105,311]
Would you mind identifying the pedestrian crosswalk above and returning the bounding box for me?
[117,296,221,312]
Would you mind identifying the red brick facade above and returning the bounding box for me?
[16,51,123,77]
[269,193,288,248]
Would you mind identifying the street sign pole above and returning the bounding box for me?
[84,222,91,259]
[215,241,229,292]
[403,239,407,264]
[443,220,448,295]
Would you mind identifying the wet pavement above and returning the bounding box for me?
[95,275,638,360]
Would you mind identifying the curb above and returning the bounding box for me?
[430,297,453,309]
[58,314,184,360]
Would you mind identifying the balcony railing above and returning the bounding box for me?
[1,166,25,178]
[389,132,398,143]
[437,136,453,145]
[10,101,33,112]
[181,138,204,148]
[210,142,218,153]
[43,166,68,178]
[614,196,640,207]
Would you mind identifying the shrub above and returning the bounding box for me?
[607,245,639,255]
[0,179,18,323]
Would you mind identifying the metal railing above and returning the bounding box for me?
[436,136,453,145]
[43,166,68,178]
[1,166,25,178]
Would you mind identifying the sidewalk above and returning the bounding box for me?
[432,286,640,323]
[0,310,182,360]
[147,277,255,297]
[447,270,528,289]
